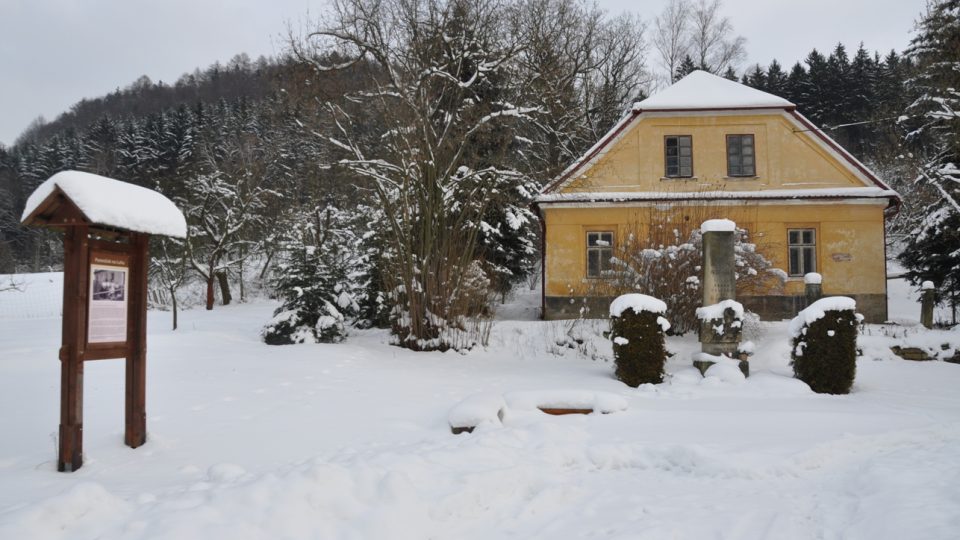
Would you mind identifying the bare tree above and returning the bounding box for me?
[652,0,746,83]
[150,237,189,329]
[516,0,649,178]
[688,0,746,75]
[653,0,691,83]
[291,0,535,350]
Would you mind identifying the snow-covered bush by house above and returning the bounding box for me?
[609,294,670,386]
[593,218,782,334]
[262,206,364,345]
[790,297,859,394]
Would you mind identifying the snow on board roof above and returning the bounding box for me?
[21,170,187,238]
[634,70,795,111]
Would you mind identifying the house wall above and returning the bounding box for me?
[541,201,889,322]
[561,112,868,193]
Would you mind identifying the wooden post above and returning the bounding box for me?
[58,225,89,472]
[125,233,149,447]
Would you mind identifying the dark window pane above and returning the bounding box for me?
[803,247,815,273]
[601,233,613,244]
[789,247,799,275]
[600,248,613,271]
[588,250,599,277]
[788,230,799,245]
[666,137,677,147]
[803,230,814,244]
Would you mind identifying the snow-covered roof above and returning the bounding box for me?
[536,186,898,204]
[635,70,795,111]
[21,171,187,238]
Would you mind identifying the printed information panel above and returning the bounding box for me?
[88,251,129,344]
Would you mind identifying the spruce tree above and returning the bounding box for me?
[898,0,960,307]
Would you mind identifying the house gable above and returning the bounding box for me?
[540,71,895,202]
[552,110,882,195]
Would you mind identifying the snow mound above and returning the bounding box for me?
[788,296,857,337]
[610,294,667,317]
[447,393,507,429]
[21,170,187,238]
[635,70,795,111]
[503,390,628,414]
[804,272,822,285]
[700,218,736,233]
[449,390,628,430]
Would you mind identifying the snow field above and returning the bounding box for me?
[0,286,959,538]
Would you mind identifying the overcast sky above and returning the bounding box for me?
[0,0,927,147]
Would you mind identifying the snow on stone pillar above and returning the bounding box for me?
[694,219,746,376]
[804,272,823,303]
[701,219,736,307]
[921,280,936,329]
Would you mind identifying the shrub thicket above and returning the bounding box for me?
[610,296,669,386]
[791,306,858,394]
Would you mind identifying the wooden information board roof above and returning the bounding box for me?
[21,170,187,238]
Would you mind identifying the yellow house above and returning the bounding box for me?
[533,71,900,322]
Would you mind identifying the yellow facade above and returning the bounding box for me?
[562,113,866,193]
[538,109,895,322]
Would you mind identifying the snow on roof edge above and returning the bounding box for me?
[21,171,187,238]
[535,187,899,204]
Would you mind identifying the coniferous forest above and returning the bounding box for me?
[0,0,957,347]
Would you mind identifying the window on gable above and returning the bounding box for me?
[787,229,816,276]
[664,135,693,178]
[726,134,756,177]
[587,231,614,278]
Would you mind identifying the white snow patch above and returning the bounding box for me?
[610,293,667,317]
[696,299,745,321]
[21,171,187,237]
[804,272,823,285]
[503,390,628,414]
[700,218,736,233]
[448,393,507,429]
[634,70,795,111]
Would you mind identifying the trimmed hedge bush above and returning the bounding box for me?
[790,298,858,394]
[610,294,669,386]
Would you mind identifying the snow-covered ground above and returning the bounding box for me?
[1,283,959,539]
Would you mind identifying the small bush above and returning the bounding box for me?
[610,295,669,386]
[790,300,858,394]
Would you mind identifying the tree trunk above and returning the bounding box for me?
[170,287,178,330]
[216,271,232,306]
[205,275,215,310]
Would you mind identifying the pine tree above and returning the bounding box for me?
[898,0,960,307]
[675,55,699,80]
[765,60,787,97]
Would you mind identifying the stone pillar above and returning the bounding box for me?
[804,272,822,305]
[701,221,736,308]
[921,280,935,329]
[695,219,746,376]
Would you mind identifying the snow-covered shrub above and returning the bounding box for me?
[262,206,364,345]
[609,294,670,386]
[594,219,782,335]
[790,297,859,394]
